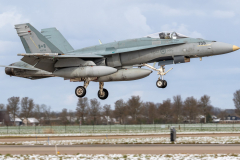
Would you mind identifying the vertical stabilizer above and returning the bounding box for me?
[15,23,63,54]
[41,28,74,53]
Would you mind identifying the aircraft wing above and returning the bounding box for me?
[17,53,103,58]
[17,53,103,72]
[17,41,184,72]
[0,65,39,71]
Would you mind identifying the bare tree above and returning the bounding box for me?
[103,104,111,125]
[114,99,126,124]
[158,99,172,123]
[211,107,221,116]
[172,95,183,123]
[142,102,157,124]
[0,104,5,110]
[76,97,89,124]
[21,97,35,126]
[183,97,198,123]
[60,108,68,124]
[42,104,51,125]
[126,95,142,123]
[198,95,212,122]
[7,96,20,125]
[233,89,240,115]
[34,104,43,123]
[89,98,102,124]
[68,109,75,124]
[218,110,228,120]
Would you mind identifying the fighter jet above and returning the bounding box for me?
[1,23,239,100]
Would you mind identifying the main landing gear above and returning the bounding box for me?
[98,82,109,100]
[75,80,109,100]
[142,63,173,89]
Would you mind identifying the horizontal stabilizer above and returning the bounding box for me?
[0,65,39,71]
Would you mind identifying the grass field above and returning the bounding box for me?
[0,123,239,135]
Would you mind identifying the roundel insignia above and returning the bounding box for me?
[160,49,166,54]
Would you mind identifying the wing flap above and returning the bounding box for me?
[34,59,56,72]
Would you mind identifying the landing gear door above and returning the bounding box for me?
[112,53,122,67]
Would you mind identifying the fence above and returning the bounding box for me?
[0,123,239,135]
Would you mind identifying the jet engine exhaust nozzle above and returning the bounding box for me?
[5,67,14,76]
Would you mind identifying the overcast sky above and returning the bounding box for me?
[0,0,240,111]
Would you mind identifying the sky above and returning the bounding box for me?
[0,0,240,111]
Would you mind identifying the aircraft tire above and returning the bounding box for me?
[162,80,167,88]
[75,86,86,97]
[156,80,164,88]
[98,88,109,100]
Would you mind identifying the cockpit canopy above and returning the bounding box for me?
[145,31,189,39]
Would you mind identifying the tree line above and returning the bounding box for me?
[1,89,240,125]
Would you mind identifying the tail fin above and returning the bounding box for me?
[15,23,63,54]
[41,28,74,53]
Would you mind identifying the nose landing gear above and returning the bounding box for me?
[142,63,172,89]
[156,80,167,88]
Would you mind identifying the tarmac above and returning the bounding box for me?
[0,133,239,142]
[1,133,240,155]
[0,144,240,154]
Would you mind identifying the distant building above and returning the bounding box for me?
[220,115,240,123]
[23,118,39,126]
[66,116,78,123]
[40,117,62,125]
[9,114,22,126]
[0,109,10,125]
[226,115,240,121]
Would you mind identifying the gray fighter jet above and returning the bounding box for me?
[1,23,239,100]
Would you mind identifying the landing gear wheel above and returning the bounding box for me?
[75,86,86,97]
[162,80,167,88]
[156,80,164,88]
[98,88,109,100]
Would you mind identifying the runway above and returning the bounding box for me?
[0,144,240,155]
[0,133,239,142]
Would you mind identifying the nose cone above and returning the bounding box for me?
[233,45,240,51]
[212,42,239,55]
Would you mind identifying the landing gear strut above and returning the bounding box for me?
[74,80,109,100]
[142,63,172,89]
[98,82,109,100]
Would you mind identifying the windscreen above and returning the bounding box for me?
[145,31,188,39]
